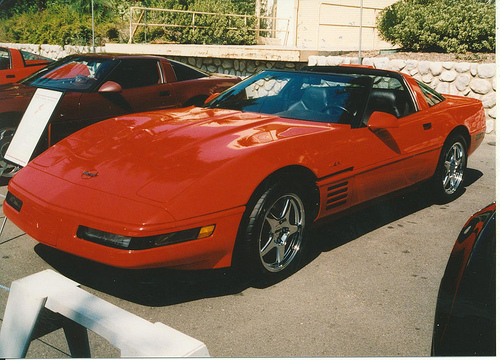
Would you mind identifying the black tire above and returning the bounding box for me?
[431,134,468,203]
[0,118,20,178]
[234,181,309,283]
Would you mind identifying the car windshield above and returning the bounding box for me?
[206,70,373,124]
[21,56,117,92]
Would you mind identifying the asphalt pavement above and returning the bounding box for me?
[0,134,496,357]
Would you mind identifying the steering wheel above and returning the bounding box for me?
[321,105,353,117]
[74,74,89,83]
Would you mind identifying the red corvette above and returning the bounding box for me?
[0,47,52,85]
[4,66,486,281]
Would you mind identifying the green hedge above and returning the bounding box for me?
[131,0,256,45]
[0,5,123,46]
[0,0,255,46]
[377,0,495,53]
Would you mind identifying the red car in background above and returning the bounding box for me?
[0,53,240,177]
[0,47,53,85]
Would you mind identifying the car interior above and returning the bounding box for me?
[362,88,414,125]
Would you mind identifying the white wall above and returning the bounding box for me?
[288,0,398,50]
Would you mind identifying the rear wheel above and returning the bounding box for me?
[432,134,468,202]
[235,181,309,282]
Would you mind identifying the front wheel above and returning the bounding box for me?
[432,134,468,203]
[235,181,309,282]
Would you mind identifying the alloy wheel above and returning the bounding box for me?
[258,194,305,272]
[442,141,465,195]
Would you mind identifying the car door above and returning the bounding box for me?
[76,58,178,130]
[0,48,15,85]
[350,75,439,205]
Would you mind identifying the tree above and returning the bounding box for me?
[0,0,45,16]
[377,0,495,53]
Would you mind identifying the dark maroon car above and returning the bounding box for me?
[0,53,240,177]
[432,203,495,356]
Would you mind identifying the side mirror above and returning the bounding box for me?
[98,81,123,93]
[367,111,399,130]
[204,92,220,104]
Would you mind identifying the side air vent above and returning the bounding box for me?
[326,181,348,210]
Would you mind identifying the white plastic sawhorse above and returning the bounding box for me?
[0,269,210,358]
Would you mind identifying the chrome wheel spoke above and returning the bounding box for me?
[265,214,281,232]
[260,233,276,257]
[280,198,293,222]
[444,160,451,173]
[276,242,285,264]
[288,223,299,236]
[443,174,450,189]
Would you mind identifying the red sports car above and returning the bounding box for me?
[4,66,486,281]
[0,47,53,85]
[0,53,240,177]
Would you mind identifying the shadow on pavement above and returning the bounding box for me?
[35,244,252,306]
[35,168,483,306]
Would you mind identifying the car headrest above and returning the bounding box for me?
[302,87,328,110]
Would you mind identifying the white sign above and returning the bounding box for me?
[5,88,63,167]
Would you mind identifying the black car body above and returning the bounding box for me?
[432,203,496,356]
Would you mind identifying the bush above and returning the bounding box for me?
[377,0,495,53]
[0,0,257,46]
[130,0,256,45]
[0,4,123,46]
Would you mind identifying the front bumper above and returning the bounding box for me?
[5,182,245,270]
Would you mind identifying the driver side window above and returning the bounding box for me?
[106,59,161,89]
[362,75,416,126]
[0,48,10,70]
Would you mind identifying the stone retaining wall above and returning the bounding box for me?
[1,43,105,59]
[168,55,303,77]
[2,43,495,132]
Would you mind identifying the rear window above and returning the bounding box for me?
[20,50,52,67]
[170,60,208,81]
[417,80,445,107]
[106,59,161,89]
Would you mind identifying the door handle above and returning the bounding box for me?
[6,74,15,78]
[423,123,432,130]
[160,91,171,97]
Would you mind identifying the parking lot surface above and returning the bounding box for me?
[0,134,495,357]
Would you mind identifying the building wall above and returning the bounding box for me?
[293,0,397,50]
[275,0,297,46]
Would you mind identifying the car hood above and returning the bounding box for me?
[0,82,36,100]
[29,106,332,212]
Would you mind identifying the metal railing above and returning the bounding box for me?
[128,6,290,45]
